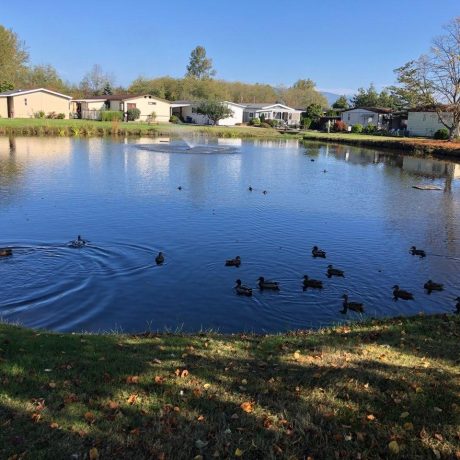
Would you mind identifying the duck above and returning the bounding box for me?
[248,186,253,191]
[392,285,414,300]
[225,256,241,267]
[310,158,315,162]
[455,297,460,314]
[0,248,12,257]
[155,251,165,265]
[235,279,252,297]
[410,246,426,257]
[70,235,87,248]
[257,277,280,290]
[424,280,444,291]
[312,246,326,258]
[302,275,323,289]
[340,294,364,313]
[327,264,344,277]
[262,190,268,195]
[177,186,182,191]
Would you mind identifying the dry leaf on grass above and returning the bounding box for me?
[240,401,254,413]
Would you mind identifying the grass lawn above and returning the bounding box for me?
[0,118,289,140]
[1,315,459,459]
[303,131,460,157]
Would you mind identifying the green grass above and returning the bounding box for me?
[1,315,459,459]
[0,118,291,139]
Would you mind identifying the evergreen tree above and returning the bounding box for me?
[186,46,216,80]
[102,82,113,95]
[332,95,349,109]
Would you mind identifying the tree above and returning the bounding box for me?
[280,79,328,109]
[392,17,460,139]
[0,81,14,92]
[80,64,114,96]
[0,25,28,86]
[332,95,349,109]
[196,101,233,125]
[351,84,380,108]
[305,103,323,120]
[102,82,113,95]
[186,46,216,80]
[19,64,67,92]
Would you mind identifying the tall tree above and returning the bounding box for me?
[196,100,233,125]
[332,95,349,109]
[393,17,460,139]
[0,25,28,88]
[80,64,114,96]
[351,84,380,108]
[19,64,67,92]
[102,82,113,95]
[186,46,216,80]
[280,79,328,109]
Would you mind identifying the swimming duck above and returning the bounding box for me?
[225,256,241,267]
[70,235,87,248]
[312,246,326,258]
[257,277,280,290]
[424,280,444,291]
[235,279,252,297]
[327,264,344,277]
[248,186,253,191]
[302,275,323,289]
[310,158,315,162]
[455,297,460,314]
[410,246,426,257]
[262,190,268,195]
[340,294,364,313]
[0,248,12,257]
[155,251,164,265]
[177,186,182,191]
[392,285,414,300]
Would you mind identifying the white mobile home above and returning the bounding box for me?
[170,101,245,126]
[341,107,392,129]
[242,103,302,126]
[407,108,455,137]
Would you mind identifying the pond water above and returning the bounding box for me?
[1,136,459,333]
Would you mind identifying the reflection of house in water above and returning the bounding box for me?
[402,157,460,178]
[217,138,242,147]
[252,139,299,149]
[331,145,403,168]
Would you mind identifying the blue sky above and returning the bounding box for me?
[2,0,459,94]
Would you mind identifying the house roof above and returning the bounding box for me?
[243,103,301,112]
[341,107,392,114]
[73,94,170,104]
[407,104,455,113]
[0,88,72,100]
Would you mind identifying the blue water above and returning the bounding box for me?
[0,136,459,332]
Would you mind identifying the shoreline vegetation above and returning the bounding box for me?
[1,314,459,459]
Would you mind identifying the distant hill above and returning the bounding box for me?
[321,92,341,106]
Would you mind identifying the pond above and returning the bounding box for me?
[0,136,459,333]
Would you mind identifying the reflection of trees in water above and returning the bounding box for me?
[0,142,24,189]
[303,144,321,157]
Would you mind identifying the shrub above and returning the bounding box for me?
[34,111,45,119]
[363,124,377,134]
[301,117,312,129]
[433,128,449,140]
[169,115,181,124]
[351,124,363,133]
[101,110,123,122]
[249,117,261,126]
[56,113,65,119]
[332,120,347,132]
[260,122,272,128]
[126,108,141,121]
[46,112,57,119]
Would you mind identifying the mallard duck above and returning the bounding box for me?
[302,275,323,289]
[392,285,414,300]
[70,235,87,248]
[340,294,364,313]
[424,280,444,291]
[235,279,252,297]
[248,186,253,191]
[312,246,326,258]
[225,256,241,267]
[0,248,12,257]
[327,264,344,277]
[455,297,460,314]
[257,277,279,290]
[155,251,164,265]
[410,246,426,257]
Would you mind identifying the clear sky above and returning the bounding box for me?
[2,0,459,94]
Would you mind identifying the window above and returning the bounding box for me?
[148,101,156,105]
[347,114,350,121]
[24,98,27,106]
[127,103,136,109]
[248,112,254,118]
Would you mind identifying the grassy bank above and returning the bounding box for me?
[303,131,460,158]
[0,119,289,139]
[1,315,459,459]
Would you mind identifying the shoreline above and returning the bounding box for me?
[1,313,459,459]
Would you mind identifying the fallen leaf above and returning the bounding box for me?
[235,447,244,457]
[50,422,59,429]
[130,427,140,436]
[366,414,376,421]
[127,394,138,405]
[48,382,56,389]
[434,433,443,442]
[126,375,139,384]
[203,383,211,389]
[180,369,189,378]
[195,439,208,449]
[400,412,409,418]
[108,401,119,410]
[293,350,301,360]
[432,448,441,459]
[89,447,99,460]
[388,440,400,454]
[433,407,443,413]
[197,415,205,422]
[403,422,414,430]
[154,375,164,384]
[240,401,253,413]
[84,412,95,423]
[152,358,162,364]
[31,413,41,423]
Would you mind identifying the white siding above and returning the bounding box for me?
[407,111,452,137]
[341,109,383,128]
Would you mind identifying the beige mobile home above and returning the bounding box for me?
[407,108,456,137]
[341,107,392,129]
[0,88,72,119]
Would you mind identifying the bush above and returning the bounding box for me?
[301,117,312,129]
[433,128,449,140]
[56,113,65,119]
[351,124,363,133]
[260,122,272,128]
[101,110,123,122]
[249,117,261,126]
[169,115,181,124]
[34,111,45,119]
[332,120,347,132]
[126,108,141,121]
[46,112,57,119]
[362,124,377,134]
